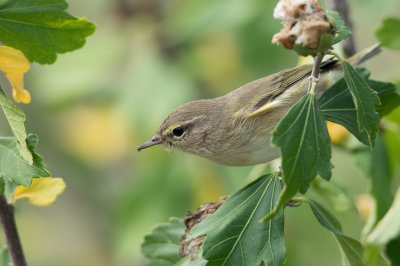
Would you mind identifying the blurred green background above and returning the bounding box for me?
[0,0,400,265]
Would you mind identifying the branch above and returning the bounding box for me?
[311,54,324,80]
[309,53,325,94]
[328,0,356,57]
[0,196,27,266]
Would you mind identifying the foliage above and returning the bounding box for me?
[0,0,395,265]
[0,0,95,264]
[265,93,331,219]
[319,73,370,145]
[191,174,285,266]
[376,18,400,50]
[0,0,96,64]
[358,135,393,222]
[366,188,400,246]
[142,8,400,266]
[0,247,10,266]
[142,217,186,266]
[327,10,352,45]
[341,61,380,147]
[0,135,49,186]
[0,86,31,162]
[319,70,399,146]
[305,198,386,266]
[385,239,400,266]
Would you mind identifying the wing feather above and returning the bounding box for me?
[248,59,337,117]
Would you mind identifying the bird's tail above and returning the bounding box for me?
[346,43,382,65]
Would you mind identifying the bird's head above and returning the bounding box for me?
[137,100,217,155]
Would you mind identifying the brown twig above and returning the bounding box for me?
[308,53,325,93]
[328,0,356,57]
[0,196,27,266]
[311,53,324,80]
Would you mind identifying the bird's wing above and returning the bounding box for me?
[247,59,337,117]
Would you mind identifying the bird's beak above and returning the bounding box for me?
[137,137,162,151]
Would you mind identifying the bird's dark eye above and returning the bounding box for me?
[172,126,185,137]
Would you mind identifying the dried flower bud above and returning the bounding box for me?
[273,0,322,19]
[272,0,334,55]
[179,196,227,260]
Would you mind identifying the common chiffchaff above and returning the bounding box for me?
[138,45,380,166]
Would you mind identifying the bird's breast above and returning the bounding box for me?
[207,121,281,166]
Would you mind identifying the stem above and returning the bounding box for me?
[308,53,324,94]
[329,50,344,61]
[311,54,323,79]
[289,197,308,204]
[328,0,356,57]
[0,196,27,266]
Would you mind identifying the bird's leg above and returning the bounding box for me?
[308,53,325,93]
[286,201,303,207]
[285,197,307,208]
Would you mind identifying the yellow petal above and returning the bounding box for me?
[297,55,313,65]
[327,121,349,144]
[14,177,66,206]
[0,46,31,103]
[356,194,375,222]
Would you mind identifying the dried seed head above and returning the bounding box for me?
[272,0,333,53]
[179,196,228,260]
[273,0,322,19]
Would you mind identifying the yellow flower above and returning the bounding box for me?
[0,46,31,103]
[356,194,375,222]
[14,177,66,206]
[327,121,349,144]
[297,55,313,65]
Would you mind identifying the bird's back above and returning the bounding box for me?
[209,60,341,166]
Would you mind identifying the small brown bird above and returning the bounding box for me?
[137,46,380,166]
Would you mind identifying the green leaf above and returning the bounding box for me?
[26,134,48,172]
[376,18,400,50]
[0,177,4,195]
[335,235,375,266]
[384,128,400,179]
[0,86,32,164]
[342,61,380,147]
[319,77,370,145]
[327,10,352,45]
[365,246,387,266]
[2,177,16,202]
[365,188,400,266]
[385,238,400,266]
[0,135,49,186]
[175,251,207,266]
[353,137,394,247]
[0,0,96,64]
[369,134,393,221]
[0,246,10,266]
[266,93,332,219]
[142,217,186,266]
[367,188,400,247]
[293,33,334,56]
[191,174,285,266]
[353,133,393,227]
[386,85,400,126]
[369,80,400,117]
[305,199,387,266]
[310,178,354,213]
[319,72,400,146]
[307,199,342,234]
